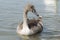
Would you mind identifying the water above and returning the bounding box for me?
[0,0,60,40]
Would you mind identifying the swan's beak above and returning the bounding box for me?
[32,9,39,17]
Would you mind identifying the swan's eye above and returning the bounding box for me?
[31,6,34,9]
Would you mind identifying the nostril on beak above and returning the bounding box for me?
[37,15,39,17]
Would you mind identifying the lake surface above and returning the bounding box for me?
[0,0,60,40]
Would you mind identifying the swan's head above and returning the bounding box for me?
[24,4,39,16]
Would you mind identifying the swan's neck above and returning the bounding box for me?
[23,11,28,23]
[23,11,29,29]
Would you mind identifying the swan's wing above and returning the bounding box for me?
[28,18,43,32]
[28,19,43,28]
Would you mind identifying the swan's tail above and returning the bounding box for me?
[38,16,43,26]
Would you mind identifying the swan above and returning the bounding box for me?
[17,4,43,35]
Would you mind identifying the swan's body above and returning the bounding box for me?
[17,4,43,35]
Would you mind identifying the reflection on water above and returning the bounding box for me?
[0,0,60,40]
[17,34,41,40]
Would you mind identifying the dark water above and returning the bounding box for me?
[0,0,60,40]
